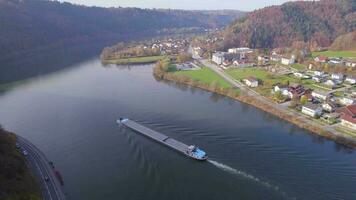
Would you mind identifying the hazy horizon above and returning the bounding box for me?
[60,0,296,11]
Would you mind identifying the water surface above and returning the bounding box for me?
[0,58,355,200]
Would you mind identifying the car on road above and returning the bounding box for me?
[22,150,28,156]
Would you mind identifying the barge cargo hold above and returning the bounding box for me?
[117,118,207,161]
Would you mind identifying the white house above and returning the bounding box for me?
[302,103,323,117]
[281,55,295,65]
[274,85,289,96]
[322,102,337,112]
[329,58,342,64]
[244,77,258,87]
[258,56,269,65]
[314,71,324,76]
[345,76,356,85]
[312,76,323,83]
[331,73,344,80]
[345,60,356,67]
[324,80,337,88]
[212,52,225,65]
[340,97,355,106]
[311,91,329,101]
[228,47,253,59]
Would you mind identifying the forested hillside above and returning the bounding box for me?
[0,0,244,59]
[0,127,41,200]
[223,0,355,49]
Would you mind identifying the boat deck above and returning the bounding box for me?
[121,119,189,154]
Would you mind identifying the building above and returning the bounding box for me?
[345,76,356,85]
[345,60,356,67]
[322,101,337,112]
[281,55,295,65]
[314,55,328,63]
[228,47,253,59]
[337,104,356,130]
[314,71,324,76]
[302,103,323,117]
[340,97,355,106]
[311,91,329,101]
[274,84,289,96]
[287,84,305,99]
[212,52,226,65]
[270,54,282,62]
[324,80,337,88]
[329,58,342,64]
[244,77,258,87]
[257,56,269,65]
[331,73,344,80]
[312,76,324,83]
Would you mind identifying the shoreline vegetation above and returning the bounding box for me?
[102,55,166,65]
[153,61,356,148]
[0,127,42,200]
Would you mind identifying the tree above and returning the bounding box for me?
[300,95,308,105]
[176,53,192,63]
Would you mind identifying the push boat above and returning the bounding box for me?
[117,118,207,161]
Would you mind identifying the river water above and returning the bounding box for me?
[0,58,355,200]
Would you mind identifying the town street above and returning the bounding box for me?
[17,136,66,200]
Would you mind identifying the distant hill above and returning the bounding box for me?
[330,31,356,51]
[223,0,356,49]
[0,0,244,60]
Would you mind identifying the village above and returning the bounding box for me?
[188,45,356,135]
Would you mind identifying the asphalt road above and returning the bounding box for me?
[17,136,66,200]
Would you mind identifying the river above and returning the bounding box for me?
[0,58,355,200]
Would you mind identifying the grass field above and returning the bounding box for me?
[175,67,232,88]
[312,51,356,58]
[290,63,307,71]
[104,55,165,64]
[225,67,272,81]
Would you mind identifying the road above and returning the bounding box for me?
[199,59,356,144]
[17,136,66,200]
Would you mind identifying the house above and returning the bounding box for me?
[257,56,269,65]
[312,76,324,83]
[302,103,323,117]
[324,79,337,88]
[314,71,324,76]
[228,47,253,59]
[340,97,355,106]
[314,55,328,63]
[337,104,356,130]
[244,77,258,87]
[233,60,254,68]
[287,84,305,99]
[344,60,356,67]
[212,52,226,65]
[329,58,342,64]
[331,73,344,81]
[311,91,330,101]
[345,76,356,85]
[270,54,282,62]
[322,101,337,112]
[281,55,295,65]
[273,84,289,96]
[322,112,340,124]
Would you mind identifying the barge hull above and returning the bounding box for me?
[119,119,189,155]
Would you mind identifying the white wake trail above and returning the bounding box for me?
[208,160,282,192]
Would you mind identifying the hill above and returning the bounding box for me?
[223,0,356,49]
[329,31,356,51]
[0,0,244,60]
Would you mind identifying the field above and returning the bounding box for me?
[175,67,232,88]
[225,67,272,81]
[104,55,165,64]
[290,63,307,71]
[312,51,356,58]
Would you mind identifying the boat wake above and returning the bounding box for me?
[208,159,292,198]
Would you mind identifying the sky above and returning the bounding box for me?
[60,0,296,11]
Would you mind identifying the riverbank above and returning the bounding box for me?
[102,55,166,65]
[153,64,356,148]
[0,128,42,200]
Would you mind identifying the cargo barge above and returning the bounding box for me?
[117,118,207,161]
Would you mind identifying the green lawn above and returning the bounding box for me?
[312,50,356,58]
[175,67,232,88]
[104,55,165,64]
[225,67,272,81]
[290,63,306,71]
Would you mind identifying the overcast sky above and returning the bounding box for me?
[61,0,296,11]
